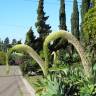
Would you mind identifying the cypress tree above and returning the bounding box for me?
[59,0,67,30]
[53,0,67,48]
[81,0,90,21]
[81,0,90,42]
[71,0,79,40]
[58,0,70,64]
[35,0,51,40]
[25,27,35,48]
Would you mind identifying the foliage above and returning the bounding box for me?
[12,39,17,45]
[20,54,41,76]
[35,0,52,56]
[4,37,9,45]
[81,0,91,41]
[34,37,43,52]
[82,6,96,47]
[0,51,6,65]
[20,58,30,76]
[39,50,45,60]
[17,40,22,44]
[6,30,96,96]
[71,0,79,40]
[6,44,46,75]
[93,63,96,83]
[25,27,36,49]
[72,52,80,63]
[35,63,96,96]
[35,76,62,96]
[91,0,96,7]
[35,0,51,39]
[6,30,91,77]
[9,52,23,65]
[4,37,10,52]
[43,30,92,78]
[16,51,44,76]
[26,75,43,90]
[0,40,4,51]
[81,0,90,21]
[80,83,96,96]
[59,0,68,66]
[59,0,67,30]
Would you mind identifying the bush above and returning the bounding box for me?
[19,54,41,76]
[9,52,23,65]
[0,51,6,65]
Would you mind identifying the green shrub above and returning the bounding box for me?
[0,51,6,65]
[72,52,80,63]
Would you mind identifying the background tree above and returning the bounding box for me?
[12,39,17,46]
[54,0,71,64]
[25,27,35,49]
[17,40,22,44]
[53,0,67,47]
[35,0,51,52]
[59,0,67,30]
[81,0,91,41]
[71,0,79,40]
[35,37,43,52]
[4,37,10,52]
[59,0,67,47]
[4,37,9,45]
[82,6,96,47]
[81,0,91,21]
[35,0,51,40]
[82,4,96,63]
[0,39,3,51]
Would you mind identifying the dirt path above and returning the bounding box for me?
[0,65,35,96]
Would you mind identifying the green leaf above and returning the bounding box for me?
[93,64,96,71]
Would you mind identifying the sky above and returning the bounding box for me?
[0,0,81,43]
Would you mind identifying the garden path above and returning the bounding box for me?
[0,65,35,96]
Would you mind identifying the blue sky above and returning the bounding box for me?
[0,0,81,43]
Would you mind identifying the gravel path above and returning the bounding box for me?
[0,65,35,96]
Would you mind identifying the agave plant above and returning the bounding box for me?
[6,30,92,78]
[43,30,92,78]
[6,44,46,76]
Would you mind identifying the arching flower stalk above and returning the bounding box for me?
[6,44,46,76]
[6,30,92,78]
[51,50,59,66]
[51,51,57,65]
[43,30,92,78]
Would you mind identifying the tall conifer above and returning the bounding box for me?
[71,0,79,40]
[59,0,67,30]
[25,27,35,48]
[81,0,90,41]
[35,0,51,40]
[81,0,90,21]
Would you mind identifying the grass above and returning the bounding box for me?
[25,75,43,90]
